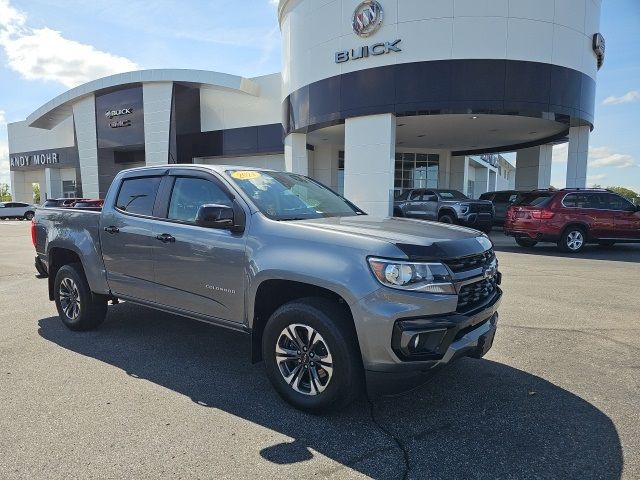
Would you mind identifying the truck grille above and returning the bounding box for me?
[444,249,494,273]
[457,276,498,313]
[469,204,493,214]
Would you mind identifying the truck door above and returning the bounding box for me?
[422,190,439,220]
[100,175,163,303]
[151,172,246,323]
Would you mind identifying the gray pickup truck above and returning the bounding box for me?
[33,165,502,412]
[394,188,495,234]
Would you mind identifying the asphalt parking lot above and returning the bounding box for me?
[0,220,638,479]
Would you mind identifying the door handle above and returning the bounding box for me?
[104,226,119,234]
[155,233,175,243]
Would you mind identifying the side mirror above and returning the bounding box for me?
[196,204,235,230]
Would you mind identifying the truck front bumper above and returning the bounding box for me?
[359,289,502,396]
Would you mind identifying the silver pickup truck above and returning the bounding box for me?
[33,165,502,412]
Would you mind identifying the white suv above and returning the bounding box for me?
[0,202,37,220]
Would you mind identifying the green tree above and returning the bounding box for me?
[608,186,640,204]
[0,183,11,202]
[32,183,41,204]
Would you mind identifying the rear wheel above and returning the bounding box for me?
[515,237,538,248]
[559,226,586,253]
[262,297,362,413]
[24,211,35,221]
[54,263,107,331]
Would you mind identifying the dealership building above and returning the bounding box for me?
[8,0,602,216]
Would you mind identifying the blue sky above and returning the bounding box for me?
[1,0,638,192]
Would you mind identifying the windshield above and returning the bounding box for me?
[437,190,468,200]
[227,170,363,220]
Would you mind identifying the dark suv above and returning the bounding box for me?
[504,189,640,252]
[479,190,522,226]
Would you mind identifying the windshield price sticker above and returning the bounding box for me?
[231,171,262,180]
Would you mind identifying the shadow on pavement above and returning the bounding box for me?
[38,304,623,479]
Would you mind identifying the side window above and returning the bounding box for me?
[563,193,590,208]
[168,177,232,223]
[585,193,604,209]
[115,177,162,216]
[603,193,634,211]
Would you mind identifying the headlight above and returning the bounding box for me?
[368,257,456,294]
[459,203,470,214]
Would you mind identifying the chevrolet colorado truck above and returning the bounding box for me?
[33,165,502,412]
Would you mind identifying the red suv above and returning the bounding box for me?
[504,189,640,253]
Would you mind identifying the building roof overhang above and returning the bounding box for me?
[26,69,260,130]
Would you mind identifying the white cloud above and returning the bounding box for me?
[269,0,279,6]
[588,146,636,168]
[602,90,640,106]
[0,0,138,88]
[552,143,568,163]
[552,144,637,169]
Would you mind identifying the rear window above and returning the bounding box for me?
[115,177,162,216]
[516,192,553,207]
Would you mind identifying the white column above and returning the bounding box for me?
[449,156,469,194]
[10,171,28,203]
[311,144,338,188]
[515,145,553,190]
[566,126,589,188]
[72,95,100,199]
[438,152,451,188]
[45,168,62,199]
[143,82,173,166]
[284,133,309,175]
[344,114,395,217]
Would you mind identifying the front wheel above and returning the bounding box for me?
[439,214,455,224]
[262,298,362,413]
[24,211,35,221]
[54,263,107,331]
[559,227,586,253]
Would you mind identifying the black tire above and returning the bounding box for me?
[515,237,538,248]
[54,263,107,331]
[558,226,587,253]
[24,211,35,221]
[598,240,616,247]
[439,213,455,224]
[262,297,363,413]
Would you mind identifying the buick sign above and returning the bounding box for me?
[352,0,384,37]
[105,108,133,119]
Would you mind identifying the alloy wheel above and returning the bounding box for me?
[566,231,584,251]
[59,277,81,319]
[275,323,334,396]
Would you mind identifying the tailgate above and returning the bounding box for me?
[507,206,542,229]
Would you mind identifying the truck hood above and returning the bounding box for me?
[294,216,492,260]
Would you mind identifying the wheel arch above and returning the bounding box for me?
[250,279,358,364]
[438,208,457,220]
[47,247,84,301]
[561,222,591,239]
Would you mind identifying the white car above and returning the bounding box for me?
[0,202,37,220]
